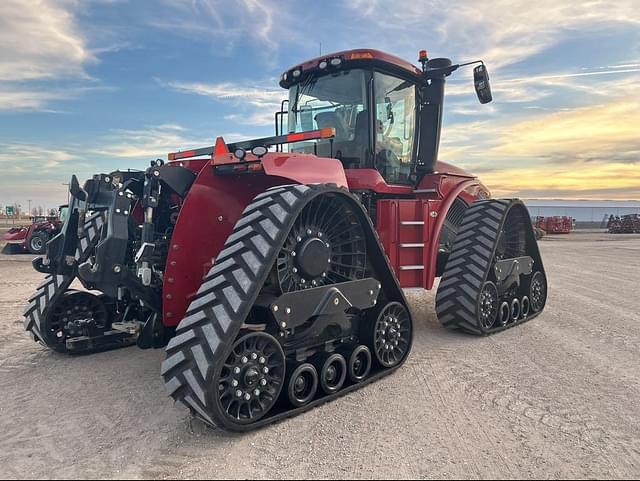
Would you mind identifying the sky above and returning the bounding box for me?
[0,0,639,211]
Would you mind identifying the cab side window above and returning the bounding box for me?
[374,72,416,184]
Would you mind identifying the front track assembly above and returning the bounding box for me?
[22,212,125,352]
[161,184,413,431]
[436,199,547,334]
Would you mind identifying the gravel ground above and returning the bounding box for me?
[1,232,639,479]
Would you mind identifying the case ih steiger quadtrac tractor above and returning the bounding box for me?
[24,49,547,431]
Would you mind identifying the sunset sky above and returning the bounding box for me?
[0,0,639,209]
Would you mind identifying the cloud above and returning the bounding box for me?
[165,80,285,126]
[0,0,93,82]
[150,0,288,57]
[440,96,640,200]
[0,85,114,112]
[346,0,640,71]
[491,98,640,163]
[94,124,209,159]
[480,163,640,200]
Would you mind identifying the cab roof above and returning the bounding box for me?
[279,49,423,88]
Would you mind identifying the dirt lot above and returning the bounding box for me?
[1,232,639,479]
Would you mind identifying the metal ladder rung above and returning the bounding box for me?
[400,265,424,271]
[400,221,424,226]
[400,243,424,248]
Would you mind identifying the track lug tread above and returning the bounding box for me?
[436,199,546,335]
[161,183,411,431]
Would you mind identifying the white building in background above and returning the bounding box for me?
[523,200,640,227]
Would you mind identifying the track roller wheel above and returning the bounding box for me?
[521,296,530,318]
[215,332,285,426]
[498,301,510,327]
[286,363,319,407]
[510,298,521,322]
[319,353,347,394]
[348,345,372,383]
[373,302,411,368]
[478,281,499,329]
[529,271,547,313]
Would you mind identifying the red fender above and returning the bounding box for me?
[162,154,348,326]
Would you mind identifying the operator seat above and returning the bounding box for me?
[335,110,369,169]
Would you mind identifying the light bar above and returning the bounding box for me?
[167,128,336,162]
[286,128,335,143]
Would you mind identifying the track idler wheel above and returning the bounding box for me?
[529,271,547,313]
[287,363,318,407]
[477,281,499,329]
[373,302,411,368]
[348,345,372,383]
[45,290,110,353]
[215,332,285,426]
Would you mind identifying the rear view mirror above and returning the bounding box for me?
[474,64,493,104]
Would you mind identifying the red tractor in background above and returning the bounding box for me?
[534,216,573,234]
[24,49,547,431]
[2,206,67,255]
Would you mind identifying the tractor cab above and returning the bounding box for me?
[279,50,421,185]
[278,49,492,187]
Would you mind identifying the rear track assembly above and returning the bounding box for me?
[436,199,547,334]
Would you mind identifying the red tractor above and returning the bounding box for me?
[24,49,546,431]
[534,216,572,234]
[2,206,67,255]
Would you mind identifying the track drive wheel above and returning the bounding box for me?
[214,332,285,427]
[277,194,366,292]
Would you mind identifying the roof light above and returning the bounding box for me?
[292,68,302,78]
[350,52,373,60]
[252,146,268,157]
[234,148,246,161]
[330,57,342,67]
[318,60,328,70]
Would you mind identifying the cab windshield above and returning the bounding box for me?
[288,69,368,168]
[287,68,417,184]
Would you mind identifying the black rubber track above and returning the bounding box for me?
[23,212,106,349]
[435,199,546,335]
[161,183,412,431]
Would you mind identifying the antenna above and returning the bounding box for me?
[319,42,322,56]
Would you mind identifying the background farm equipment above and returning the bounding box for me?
[23,49,547,431]
[534,216,573,234]
[608,214,640,234]
[2,206,67,255]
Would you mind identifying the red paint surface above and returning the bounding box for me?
[162,153,348,327]
[162,151,489,325]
